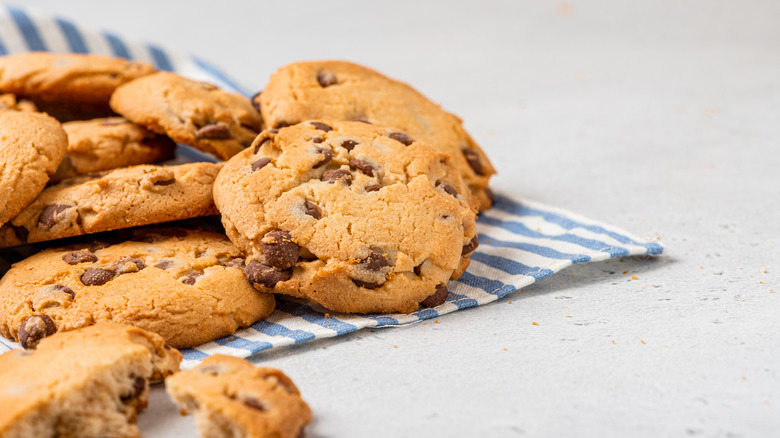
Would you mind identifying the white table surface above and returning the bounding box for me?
[14,0,780,436]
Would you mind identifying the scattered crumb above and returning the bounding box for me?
[229,336,235,342]
[508,300,512,304]
[631,275,638,280]
[324,313,330,318]
[504,348,507,351]
[611,340,616,345]
[326,323,330,326]
[640,340,645,344]
[571,274,575,278]
[563,312,570,318]
[623,271,628,275]
[179,409,189,416]
[423,322,427,325]
[536,227,542,232]
[742,376,747,381]
[485,239,492,244]
[532,321,539,326]
[435,319,439,324]
[759,267,767,274]
[700,266,704,269]
[393,345,398,349]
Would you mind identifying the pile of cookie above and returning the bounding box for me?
[0,52,495,437]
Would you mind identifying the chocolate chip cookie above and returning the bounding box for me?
[213,120,479,314]
[110,72,262,160]
[0,228,275,348]
[0,322,181,438]
[0,110,67,228]
[0,162,221,247]
[256,60,496,210]
[166,355,311,438]
[51,117,176,183]
[0,52,156,120]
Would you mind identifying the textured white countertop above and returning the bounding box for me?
[15,0,780,436]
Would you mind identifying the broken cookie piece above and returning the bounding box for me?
[0,322,181,438]
[166,354,311,438]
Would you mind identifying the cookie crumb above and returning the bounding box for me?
[532,321,539,326]
[631,275,638,280]
[611,340,616,344]
[640,340,645,344]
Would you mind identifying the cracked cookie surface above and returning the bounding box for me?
[0,110,67,228]
[256,60,496,210]
[0,161,221,247]
[0,322,181,438]
[0,228,275,348]
[214,120,479,314]
[110,72,262,160]
[166,354,311,438]
[51,117,176,183]
[0,52,156,120]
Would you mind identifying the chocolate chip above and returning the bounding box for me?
[242,397,267,411]
[122,377,146,402]
[89,241,110,252]
[195,123,231,140]
[12,226,28,243]
[245,260,292,288]
[365,184,382,192]
[226,258,246,269]
[62,250,97,265]
[153,177,175,186]
[252,157,271,172]
[182,272,203,285]
[313,148,333,168]
[310,122,332,132]
[303,201,321,219]
[420,284,449,308]
[484,187,495,206]
[362,249,388,271]
[311,136,324,144]
[322,169,352,185]
[253,137,271,154]
[80,268,114,286]
[18,314,56,349]
[341,139,358,151]
[38,204,71,228]
[462,236,479,256]
[388,131,414,146]
[154,260,173,270]
[317,71,337,87]
[52,284,75,298]
[251,90,262,113]
[262,231,299,270]
[349,158,375,177]
[439,182,458,197]
[414,264,423,276]
[352,279,382,289]
[114,258,146,275]
[462,149,484,175]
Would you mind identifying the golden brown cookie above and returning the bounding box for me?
[110,72,262,160]
[213,120,479,314]
[0,162,221,247]
[0,110,67,228]
[0,322,181,438]
[0,228,275,348]
[256,60,496,210]
[166,355,311,438]
[51,117,176,183]
[0,52,156,120]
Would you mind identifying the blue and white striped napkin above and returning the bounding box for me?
[0,6,663,368]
